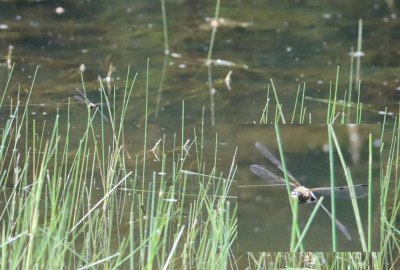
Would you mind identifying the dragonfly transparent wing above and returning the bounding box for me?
[319,202,351,240]
[250,164,296,188]
[94,102,113,108]
[74,94,87,103]
[74,88,109,122]
[75,88,93,102]
[254,142,301,186]
[310,184,368,200]
[96,109,109,122]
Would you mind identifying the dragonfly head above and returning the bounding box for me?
[291,187,311,203]
[291,190,303,200]
[88,103,98,109]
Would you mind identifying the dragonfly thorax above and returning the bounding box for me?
[88,103,98,109]
[291,186,316,204]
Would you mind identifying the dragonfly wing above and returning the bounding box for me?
[75,88,93,103]
[319,202,351,240]
[75,87,85,96]
[311,184,368,199]
[96,109,109,122]
[254,142,301,186]
[250,164,296,188]
[94,102,113,108]
[74,95,86,103]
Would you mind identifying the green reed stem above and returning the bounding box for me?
[160,0,169,54]
[330,126,367,251]
[341,90,347,124]
[330,66,339,123]
[300,83,306,124]
[270,79,286,124]
[380,107,388,143]
[328,125,337,251]
[356,80,362,124]
[291,84,300,124]
[274,124,299,250]
[293,196,325,252]
[181,100,185,168]
[260,85,270,124]
[0,63,14,109]
[207,0,221,62]
[143,58,150,201]
[348,47,354,120]
[355,19,363,90]
[368,133,373,251]
[290,198,299,251]
[326,82,331,123]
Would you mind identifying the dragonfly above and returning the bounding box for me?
[74,88,110,122]
[250,141,369,240]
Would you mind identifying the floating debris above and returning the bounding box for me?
[164,198,178,202]
[322,13,333,19]
[150,138,162,161]
[378,111,394,116]
[225,70,232,91]
[171,52,182,58]
[349,51,365,57]
[55,7,65,15]
[202,17,253,30]
[214,59,235,67]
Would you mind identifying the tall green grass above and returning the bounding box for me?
[1,0,399,267]
[252,71,399,266]
[250,17,397,262]
[0,64,398,269]
[0,65,237,269]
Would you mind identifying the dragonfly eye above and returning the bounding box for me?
[291,190,303,199]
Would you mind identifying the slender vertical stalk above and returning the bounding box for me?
[330,66,340,123]
[142,58,150,201]
[355,19,363,90]
[293,197,325,252]
[347,47,354,120]
[368,133,373,251]
[270,79,286,124]
[328,125,337,251]
[291,85,301,124]
[160,0,169,54]
[155,54,169,118]
[206,0,221,62]
[356,81,362,124]
[300,83,306,123]
[274,124,298,250]
[327,81,332,123]
[207,64,215,126]
[330,126,367,250]
[0,63,14,108]
[260,85,270,124]
[290,198,299,251]
[341,90,347,124]
[181,100,185,166]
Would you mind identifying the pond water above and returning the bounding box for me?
[0,0,398,128]
[0,0,398,262]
